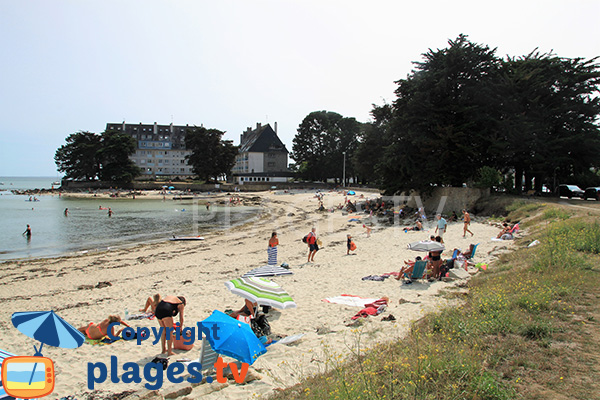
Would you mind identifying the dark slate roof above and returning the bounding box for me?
[240,124,289,153]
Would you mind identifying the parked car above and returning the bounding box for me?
[583,187,600,200]
[557,184,584,199]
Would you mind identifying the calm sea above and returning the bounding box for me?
[0,177,259,261]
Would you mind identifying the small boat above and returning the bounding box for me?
[170,236,205,241]
[52,181,60,186]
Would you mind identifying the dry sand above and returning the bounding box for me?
[0,190,516,399]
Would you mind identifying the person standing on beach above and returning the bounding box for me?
[347,234,356,255]
[108,208,113,217]
[462,209,474,237]
[435,214,447,242]
[155,295,186,356]
[23,224,32,238]
[268,232,279,266]
[306,227,317,262]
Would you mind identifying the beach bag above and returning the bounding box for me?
[151,357,169,370]
[251,314,271,337]
[350,241,357,251]
[316,238,323,246]
[302,235,308,243]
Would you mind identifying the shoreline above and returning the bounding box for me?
[0,190,513,399]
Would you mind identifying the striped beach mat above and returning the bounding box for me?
[0,348,18,399]
[267,246,278,266]
[242,265,293,278]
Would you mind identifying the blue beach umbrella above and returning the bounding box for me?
[12,311,85,354]
[200,310,266,365]
[168,186,175,190]
[347,190,356,195]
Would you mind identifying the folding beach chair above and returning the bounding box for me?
[404,260,427,282]
[467,243,479,260]
[198,336,220,377]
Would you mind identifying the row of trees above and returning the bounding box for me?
[55,127,237,183]
[55,131,140,182]
[291,35,600,194]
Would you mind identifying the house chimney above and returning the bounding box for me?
[153,122,157,134]
[257,122,261,129]
[274,121,277,133]
[240,134,244,144]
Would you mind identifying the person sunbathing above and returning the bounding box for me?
[395,256,423,280]
[229,299,257,321]
[404,220,423,232]
[140,293,162,313]
[497,223,511,239]
[78,315,130,340]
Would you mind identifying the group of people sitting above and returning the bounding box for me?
[396,236,477,282]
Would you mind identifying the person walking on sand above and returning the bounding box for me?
[306,227,317,262]
[347,234,357,255]
[23,224,32,238]
[435,214,446,242]
[108,208,113,217]
[462,209,474,237]
[268,232,279,266]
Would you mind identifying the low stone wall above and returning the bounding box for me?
[393,187,490,215]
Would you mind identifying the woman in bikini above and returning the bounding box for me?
[154,295,186,356]
[78,315,129,340]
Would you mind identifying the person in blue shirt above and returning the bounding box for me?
[435,214,447,242]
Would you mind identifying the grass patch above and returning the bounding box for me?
[269,210,600,400]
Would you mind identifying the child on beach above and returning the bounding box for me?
[347,234,357,255]
[363,224,372,237]
[268,232,279,265]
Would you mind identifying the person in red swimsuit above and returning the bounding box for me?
[78,315,129,340]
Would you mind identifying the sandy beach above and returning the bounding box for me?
[0,190,515,399]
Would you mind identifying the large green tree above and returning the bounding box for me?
[374,34,600,195]
[54,131,102,181]
[97,130,140,182]
[353,104,391,184]
[378,34,505,194]
[291,110,361,183]
[185,127,237,182]
[500,52,600,192]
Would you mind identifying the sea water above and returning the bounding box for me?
[0,177,259,261]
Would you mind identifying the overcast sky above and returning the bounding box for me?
[0,1,598,176]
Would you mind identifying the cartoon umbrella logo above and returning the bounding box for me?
[11,311,85,384]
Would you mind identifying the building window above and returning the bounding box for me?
[268,153,276,158]
[267,162,275,167]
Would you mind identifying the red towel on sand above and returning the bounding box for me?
[351,298,388,320]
